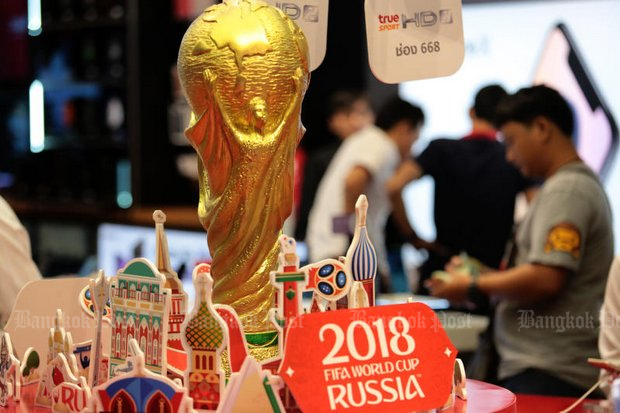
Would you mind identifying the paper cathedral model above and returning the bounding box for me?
[181,263,227,411]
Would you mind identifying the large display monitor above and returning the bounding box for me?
[399,0,620,254]
[97,222,310,307]
[97,223,212,307]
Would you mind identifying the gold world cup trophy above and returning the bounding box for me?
[177,0,309,360]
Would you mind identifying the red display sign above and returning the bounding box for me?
[279,302,457,413]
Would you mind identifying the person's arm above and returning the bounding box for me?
[344,166,372,214]
[427,263,568,303]
[445,254,494,274]
[386,159,437,250]
[478,263,567,300]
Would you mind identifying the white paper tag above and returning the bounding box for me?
[365,0,464,83]
[265,0,329,72]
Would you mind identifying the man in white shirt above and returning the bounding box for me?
[0,196,41,328]
[307,97,424,280]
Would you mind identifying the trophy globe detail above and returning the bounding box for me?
[177,0,310,359]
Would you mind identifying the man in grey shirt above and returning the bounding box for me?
[428,85,613,397]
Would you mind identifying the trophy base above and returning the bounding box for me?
[246,330,280,363]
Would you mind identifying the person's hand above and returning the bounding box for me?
[445,254,464,272]
[425,269,472,303]
[410,237,451,257]
[445,253,487,275]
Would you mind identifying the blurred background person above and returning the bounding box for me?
[0,195,41,328]
[387,84,536,294]
[307,97,424,289]
[295,90,374,244]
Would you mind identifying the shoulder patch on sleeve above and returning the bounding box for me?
[544,222,581,258]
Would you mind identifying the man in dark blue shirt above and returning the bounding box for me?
[388,85,536,294]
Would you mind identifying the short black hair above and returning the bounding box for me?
[495,85,574,137]
[326,90,370,118]
[473,84,507,122]
[375,97,424,131]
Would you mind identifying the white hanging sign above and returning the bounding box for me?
[365,0,464,83]
[265,0,329,71]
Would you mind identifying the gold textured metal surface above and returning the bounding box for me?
[178,0,309,337]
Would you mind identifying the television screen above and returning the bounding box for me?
[97,223,212,307]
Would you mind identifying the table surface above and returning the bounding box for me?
[515,393,603,413]
[462,379,516,413]
[1,384,47,413]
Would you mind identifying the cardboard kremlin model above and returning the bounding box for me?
[0,196,464,413]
